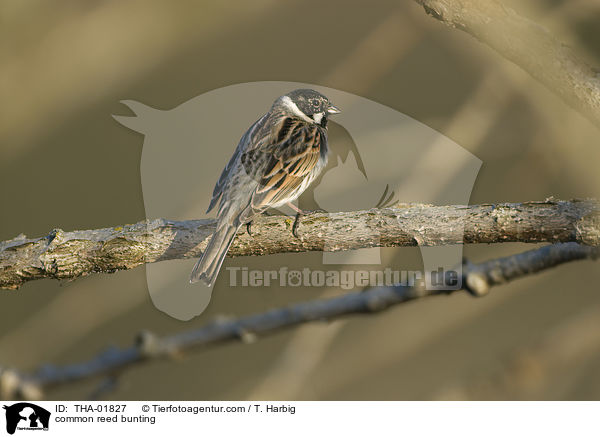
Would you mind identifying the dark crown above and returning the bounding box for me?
[285,89,332,117]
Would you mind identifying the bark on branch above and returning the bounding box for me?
[414,0,600,128]
[1,242,597,400]
[1,199,598,290]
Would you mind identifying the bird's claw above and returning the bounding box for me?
[291,209,327,238]
[292,212,302,238]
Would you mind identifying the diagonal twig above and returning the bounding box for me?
[0,242,597,400]
[413,0,600,129]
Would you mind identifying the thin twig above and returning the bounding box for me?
[0,242,597,400]
[1,199,598,290]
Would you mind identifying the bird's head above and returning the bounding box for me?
[276,88,340,127]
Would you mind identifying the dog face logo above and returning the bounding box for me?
[3,403,50,434]
[113,82,482,320]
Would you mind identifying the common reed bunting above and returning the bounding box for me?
[190,89,340,286]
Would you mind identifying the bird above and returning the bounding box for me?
[190,89,340,286]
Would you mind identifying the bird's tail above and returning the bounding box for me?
[189,224,239,286]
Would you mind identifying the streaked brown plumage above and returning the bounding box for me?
[190,89,340,286]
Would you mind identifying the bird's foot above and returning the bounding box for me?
[246,221,253,236]
[286,202,304,214]
[292,212,303,238]
[291,208,327,239]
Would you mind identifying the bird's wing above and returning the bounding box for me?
[243,117,325,210]
[206,114,267,213]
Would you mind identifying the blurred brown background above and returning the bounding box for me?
[1,0,599,400]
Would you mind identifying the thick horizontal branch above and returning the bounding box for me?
[1,199,598,290]
[414,0,600,128]
[1,242,597,400]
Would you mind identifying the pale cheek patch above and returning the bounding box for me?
[281,96,313,123]
[312,112,324,124]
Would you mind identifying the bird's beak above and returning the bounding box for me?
[327,105,341,114]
